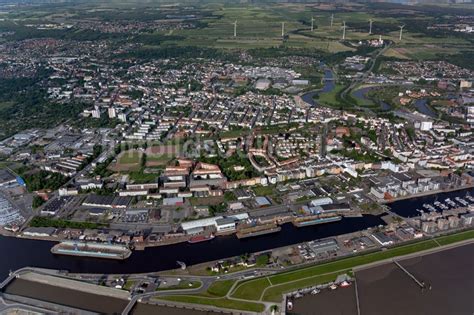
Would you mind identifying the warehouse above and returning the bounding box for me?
[0,169,17,187]
[82,195,130,209]
[0,196,22,226]
[308,238,339,255]
[181,213,249,235]
[215,217,236,232]
[181,217,223,234]
[372,232,394,246]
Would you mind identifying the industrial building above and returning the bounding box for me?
[372,232,394,246]
[0,196,22,226]
[461,212,474,225]
[0,169,17,187]
[307,238,339,255]
[82,195,130,209]
[181,213,249,235]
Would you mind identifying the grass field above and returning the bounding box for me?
[316,84,345,107]
[145,154,173,167]
[231,277,271,300]
[157,295,265,313]
[435,230,474,246]
[189,196,225,206]
[230,230,474,302]
[118,150,141,164]
[262,270,349,302]
[204,279,236,297]
[166,230,473,311]
[156,281,202,291]
[123,280,136,291]
[253,185,275,197]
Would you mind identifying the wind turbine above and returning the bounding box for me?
[330,14,334,28]
[233,20,237,37]
[281,22,285,37]
[369,19,373,35]
[342,21,346,40]
[399,24,405,41]
[311,16,315,32]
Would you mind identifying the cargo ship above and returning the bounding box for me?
[236,223,282,239]
[188,234,215,244]
[51,241,132,260]
[293,215,342,227]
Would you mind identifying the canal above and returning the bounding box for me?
[0,214,385,280]
[0,188,471,280]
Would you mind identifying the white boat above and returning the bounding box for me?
[455,197,468,206]
[287,300,293,311]
[340,280,351,288]
[311,289,320,295]
[330,284,338,290]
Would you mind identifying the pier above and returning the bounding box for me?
[122,296,139,315]
[393,260,426,289]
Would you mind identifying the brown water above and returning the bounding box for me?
[289,286,357,315]
[291,244,474,315]
[5,278,128,314]
[5,279,225,315]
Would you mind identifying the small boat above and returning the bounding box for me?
[330,284,338,290]
[340,280,351,288]
[287,300,293,311]
[188,234,215,244]
[455,197,468,206]
[311,289,320,295]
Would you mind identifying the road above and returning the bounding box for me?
[0,296,57,314]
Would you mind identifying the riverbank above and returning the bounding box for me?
[1,230,473,315]
[0,214,387,280]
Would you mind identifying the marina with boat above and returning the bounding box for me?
[414,193,474,215]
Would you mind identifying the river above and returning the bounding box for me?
[0,188,472,280]
[0,215,384,280]
[300,66,335,107]
[351,86,391,111]
[414,99,437,118]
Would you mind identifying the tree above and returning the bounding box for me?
[141,153,147,168]
[32,195,45,209]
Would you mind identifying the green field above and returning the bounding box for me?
[435,230,474,246]
[262,270,349,302]
[118,150,141,164]
[231,277,271,300]
[157,295,265,313]
[123,280,136,291]
[146,154,172,163]
[157,280,202,291]
[253,185,275,197]
[205,279,236,297]
[231,231,474,302]
[161,230,473,312]
[316,84,345,107]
